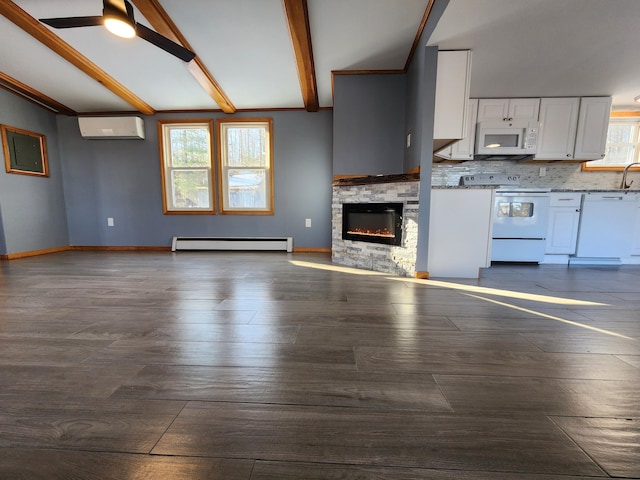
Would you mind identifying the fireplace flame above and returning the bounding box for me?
[347,227,395,238]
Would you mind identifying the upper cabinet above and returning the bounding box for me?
[433,95,612,163]
[534,98,580,160]
[477,98,540,122]
[433,50,472,151]
[573,97,613,160]
[434,99,478,161]
[534,96,611,162]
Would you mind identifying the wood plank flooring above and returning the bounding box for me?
[0,251,639,479]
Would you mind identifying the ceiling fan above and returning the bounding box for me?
[39,0,196,62]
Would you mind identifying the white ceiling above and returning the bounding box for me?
[429,0,640,110]
[1,0,640,114]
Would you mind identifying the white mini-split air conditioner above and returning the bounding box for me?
[78,116,145,139]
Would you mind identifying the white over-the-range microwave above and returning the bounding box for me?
[474,120,539,160]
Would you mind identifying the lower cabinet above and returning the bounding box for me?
[631,193,640,256]
[545,193,582,255]
[428,188,494,278]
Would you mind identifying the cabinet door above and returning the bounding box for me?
[546,208,581,254]
[477,98,539,122]
[573,97,612,160]
[450,98,479,160]
[535,98,580,161]
[433,50,472,141]
[477,99,509,122]
[508,98,540,121]
[633,195,640,256]
[434,145,453,160]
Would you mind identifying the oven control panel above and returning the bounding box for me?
[459,174,521,186]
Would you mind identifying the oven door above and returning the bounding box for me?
[493,193,550,240]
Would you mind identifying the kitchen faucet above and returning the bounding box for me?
[620,162,640,189]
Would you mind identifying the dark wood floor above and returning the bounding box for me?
[1,251,639,479]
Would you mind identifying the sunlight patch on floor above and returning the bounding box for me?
[289,260,388,276]
[395,278,609,307]
[291,260,609,307]
[464,293,633,340]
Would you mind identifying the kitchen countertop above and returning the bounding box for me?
[432,186,639,192]
[551,189,639,193]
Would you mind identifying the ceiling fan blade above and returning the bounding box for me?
[40,16,103,29]
[135,23,195,62]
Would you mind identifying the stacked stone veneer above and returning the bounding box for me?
[332,181,420,276]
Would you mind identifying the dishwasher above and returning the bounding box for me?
[575,192,636,258]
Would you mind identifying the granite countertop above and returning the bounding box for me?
[432,185,498,189]
[432,186,639,192]
[551,189,639,193]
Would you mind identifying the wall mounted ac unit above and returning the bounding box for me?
[78,116,145,139]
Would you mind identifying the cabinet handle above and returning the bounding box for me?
[576,209,580,212]
[602,196,623,200]
[557,198,574,201]
[566,154,572,158]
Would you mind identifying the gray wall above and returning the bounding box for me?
[403,0,450,272]
[57,110,333,248]
[332,74,406,175]
[406,46,439,273]
[0,89,69,255]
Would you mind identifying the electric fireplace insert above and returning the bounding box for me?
[342,202,403,246]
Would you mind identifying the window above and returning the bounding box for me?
[217,118,274,215]
[583,114,640,171]
[158,120,214,214]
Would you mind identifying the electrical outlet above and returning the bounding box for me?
[406,133,411,148]
[539,167,546,177]
[305,218,311,228]
[107,217,114,227]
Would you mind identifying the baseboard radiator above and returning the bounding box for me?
[171,236,293,253]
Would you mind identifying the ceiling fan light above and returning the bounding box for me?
[634,95,640,103]
[104,17,136,38]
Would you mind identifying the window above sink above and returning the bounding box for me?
[583,112,640,171]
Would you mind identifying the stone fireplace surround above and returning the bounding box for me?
[332,174,420,277]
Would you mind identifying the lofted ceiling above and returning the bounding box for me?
[1,0,639,116]
[429,0,640,111]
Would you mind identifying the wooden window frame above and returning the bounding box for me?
[216,118,274,215]
[582,111,640,172]
[158,119,215,215]
[1,124,49,177]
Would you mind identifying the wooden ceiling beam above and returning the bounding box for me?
[404,0,436,71]
[131,0,236,114]
[282,0,319,112]
[0,0,155,115]
[0,71,77,115]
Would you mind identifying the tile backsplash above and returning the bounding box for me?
[431,160,639,190]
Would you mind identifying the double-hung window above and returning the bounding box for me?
[159,120,214,213]
[217,118,274,215]
[583,115,640,171]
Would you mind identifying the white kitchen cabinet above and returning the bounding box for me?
[534,98,580,161]
[632,194,640,256]
[433,50,472,150]
[545,192,582,255]
[427,188,494,278]
[434,99,478,161]
[575,192,636,259]
[477,98,540,122]
[573,97,612,160]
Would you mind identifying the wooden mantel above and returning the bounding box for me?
[332,173,420,187]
